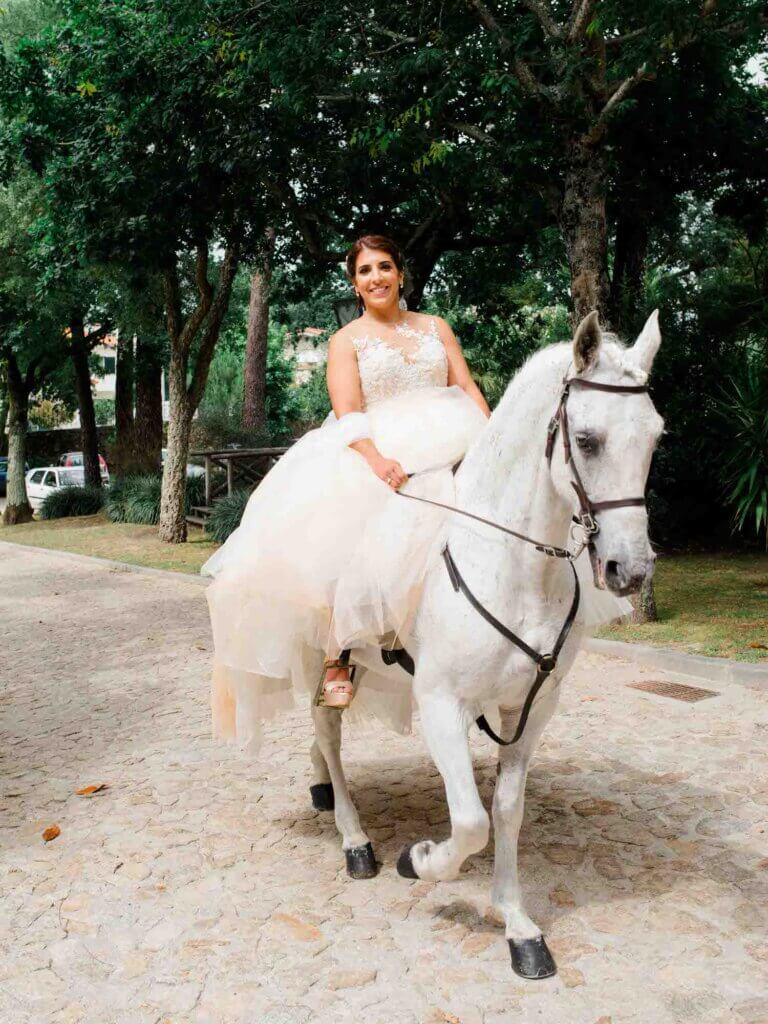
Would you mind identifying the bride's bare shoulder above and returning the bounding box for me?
[406,311,447,333]
[328,321,362,355]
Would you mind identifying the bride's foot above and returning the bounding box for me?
[319,661,356,709]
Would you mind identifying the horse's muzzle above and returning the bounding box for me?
[604,554,655,596]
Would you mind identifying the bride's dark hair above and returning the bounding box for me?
[345,234,404,281]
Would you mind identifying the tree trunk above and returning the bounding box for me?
[611,202,658,621]
[133,335,163,475]
[561,137,612,326]
[631,576,658,624]
[0,380,8,456]
[242,226,275,432]
[0,360,9,455]
[112,331,135,477]
[158,347,192,543]
[70,316,102,488]
[610,205,649,333]
[158,243,240,543]
[3,354,33,525]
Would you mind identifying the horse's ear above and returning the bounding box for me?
[629,309,661,373]
[573,310,601,373]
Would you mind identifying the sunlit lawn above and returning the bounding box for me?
[597,552,768,664]
[2,515,766,662]
[0,511,217,574]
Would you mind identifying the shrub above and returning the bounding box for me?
[105,474,206,525]
[93,398,115,426]
[717,357,768,547]
[39,484,104,520]
[292,367,331,429]
[205,488,251,544]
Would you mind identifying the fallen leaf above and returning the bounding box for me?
[581,696,599,702]
[42,825,60,842]
[748,642,768,650]
[194,643,208,651]
[76,783,108,796]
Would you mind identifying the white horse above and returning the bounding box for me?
[309,310,664,978]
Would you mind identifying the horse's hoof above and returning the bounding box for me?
[310,782,334,811]
[508,936,557,980]
[345,842,378,880]
[396,843,420,879]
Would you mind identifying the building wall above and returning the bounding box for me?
[288,333,329,384]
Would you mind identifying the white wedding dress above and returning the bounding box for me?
[202,317,627,753]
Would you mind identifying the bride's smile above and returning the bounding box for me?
[354,252,402,312]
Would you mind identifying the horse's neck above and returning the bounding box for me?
[452,349,572,596]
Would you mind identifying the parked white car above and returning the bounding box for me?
[25,466,90,511]
[161,448,206,479]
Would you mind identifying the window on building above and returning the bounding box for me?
[103,355,116,374]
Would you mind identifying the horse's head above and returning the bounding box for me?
[549,310,664,596]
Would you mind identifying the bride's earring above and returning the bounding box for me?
[398,282,407,311]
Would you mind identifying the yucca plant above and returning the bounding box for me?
[39,484,104,520]
[205,489,252,544]
[106,474,208,526]
[716,358,768,547]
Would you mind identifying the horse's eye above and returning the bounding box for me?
[575,432,599,455]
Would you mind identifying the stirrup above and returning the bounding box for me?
[314,658,357,709]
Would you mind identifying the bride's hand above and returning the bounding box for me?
[368,454,408,490]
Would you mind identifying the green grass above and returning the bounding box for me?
[2,516,766,664]
[0,511,217,574]
[597,552,768,663]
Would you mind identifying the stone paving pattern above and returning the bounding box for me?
[1,543,767,1024]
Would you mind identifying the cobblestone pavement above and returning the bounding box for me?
[2,543,767,1024]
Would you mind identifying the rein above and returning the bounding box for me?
[386,371,649,747]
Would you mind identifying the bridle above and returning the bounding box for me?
[382,370,651,746]
[545,376,649,587]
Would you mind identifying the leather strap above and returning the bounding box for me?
[396,491,572,559]
[443,544,581,747]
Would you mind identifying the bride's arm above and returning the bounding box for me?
[435,318,492,418]
[326,331,408,488]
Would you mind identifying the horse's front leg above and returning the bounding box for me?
[397,689,489,882]
[492,690,559,980]
[308,736,335,812]
[311,705,378,879]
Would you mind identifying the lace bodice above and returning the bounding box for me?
[351,317,448,409]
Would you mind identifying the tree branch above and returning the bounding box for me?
[178,243,214,356]
[585,61,649,142]
[445,121,497,145]
[568,0,594,40]
[368,23,418,44]
[187,243,241,410]
[522,0,562,39]
[605,28,647,47]
[162,260,183,345]
[468,0,553,101]
[23,355,41,393]
[84,322,112,347]
[263,177,344,263]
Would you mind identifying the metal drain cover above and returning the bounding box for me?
[627,680,719,702]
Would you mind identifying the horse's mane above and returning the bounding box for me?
[494,334,646,419]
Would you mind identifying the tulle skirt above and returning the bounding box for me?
[203,385,630,753]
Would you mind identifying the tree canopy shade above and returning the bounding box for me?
[1,0,765,549]
[0,174,71,522]
[0,0,281,538]
[219,0,766,321]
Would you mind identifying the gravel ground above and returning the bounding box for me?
[1,541,767,1024]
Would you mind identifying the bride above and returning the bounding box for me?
[203,233,628,751]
